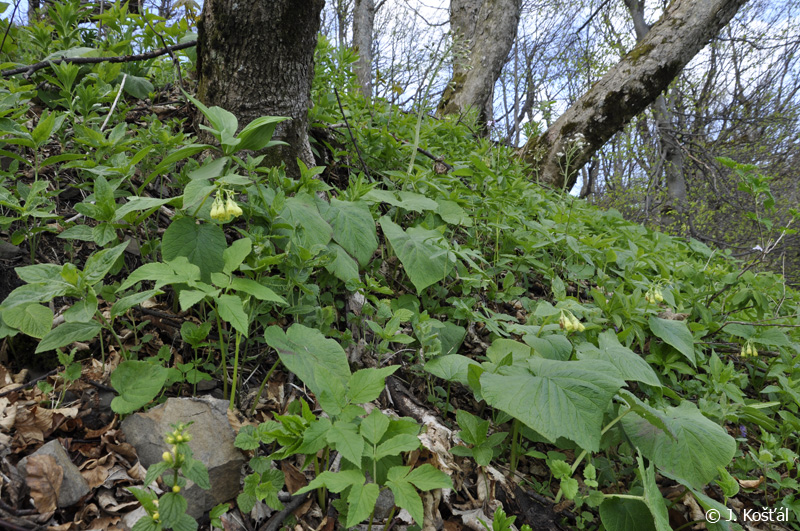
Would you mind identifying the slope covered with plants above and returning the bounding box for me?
[0,3,799,530]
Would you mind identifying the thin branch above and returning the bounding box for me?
[388,132,452,172]
[333,86,371,177]
[0,0,22,55]
[575,0,613,34]
[1,40,197,78]
[100,73,126,131]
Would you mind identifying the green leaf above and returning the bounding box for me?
[387,477,424,525]
[424,354,479,385]
[435,198,472,226]
[83,241,130,286]
[364,190,438,212]
[159,492,188,528]
[522,334,573,361]
[235,425,260,450]
[319,199,378,266]
[324,243,360,283]
[638,455,672,531]
[110,360,168,414]
[621,402,735,489]
[327,422,364,467]
[162,218,226,282]
[480,358,624,451]
[264,324,350,397]
[346,482,380,528]
[455,409,488,446]
[3,303,52,338]
[297,417,332,454]
[143,460,170,487]
[276,195,333,248]
[375,433,420,459]
[115,196,174,220]
[181,457,210,489]
[406,464,452,490]
[295,470,365,495]
[648,317,696,366]
[216,294,249,337]
[172,513,198,531]
[36,321,101,353]
[236,115,287,152]
[228,278,286,304]
[575,331,661,387]
[347,366,399,404]
[14,263,63,284]
[123,75,154,99]
[361,408,390,444]
[599,497,657,531]
[131,516,160,531]
[223,237,252,274]
[379,216,455,293]
[110,289,160,319]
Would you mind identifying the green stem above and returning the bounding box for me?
[215,309,228,400]
[509,418,520,475]
[250,357,281,416]
[229,331,242,410]
[382,506,397,531]
[554,407,631,503]
[443,381,451,418]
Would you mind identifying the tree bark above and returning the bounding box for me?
[196,0,324,176]
[520,0,747,191]
[353,0,375,101]
[436,0,522,127]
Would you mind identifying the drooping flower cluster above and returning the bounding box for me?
[210,189,243,223]
[645,286,664,304]
[740,340,758,358]
[559,310,585,333]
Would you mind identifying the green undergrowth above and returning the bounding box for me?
[0,3,799,530]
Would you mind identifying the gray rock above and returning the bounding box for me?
[120,396,244,519]
[17,440,90,508]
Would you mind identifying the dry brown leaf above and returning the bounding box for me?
[80,454,114,489]
[14,404,79,444]
[737,476,764,488]
[26,454,63,513]
[85,516,122,530]
[281,461,307,494]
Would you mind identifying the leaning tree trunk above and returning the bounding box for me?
[353,0,375,101]
[196,0,324,176]
[436,0,522,127]
[520,0,747,191]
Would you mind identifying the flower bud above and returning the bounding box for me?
[162,451,172,463]
[172,485,181,493]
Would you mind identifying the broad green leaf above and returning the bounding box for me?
[276,195,333,248]
[63,296,98,323]
[181,457,211,489]
[599,497,656,531]
[110,289,160,318]
[236,115,287,152]
[423,354,479,385]
[319,199,378,266]
[162,218,226,282]
[223,237,252,274]
[315,365,347,415]
[0,282,70,311]
[522,334,573,361]
[435,198,472,226]
[455,409,488,446]
[159,492,188,528]
[638,455,672,531]
[481,358,624,451]
[110,360,168,414]
[648,316,696,366]
[405,464,452,490]
[375,433,420,459]
[229,278,286,304]
[364,189,438,212]
[264,324,350,397]
[575,331,661,387]
[3,303,52,338]
[122,75,154,99]
[327,422,364,466]
[347,366,399,404]
[361,408,390,444]
[115,196,174,220]
[379,216,455,293]
[146,144,214,188]
[118,261,193,291]
[325,242,360,283]
[83,241,130,286]
[621,402,735,489]
[387,477,424,525]
[346,482,380,528]
[14,263,62,284]
[486,338,534,364]
[216,294,249,337]
[36,321,101,353]
[297,417,332,454]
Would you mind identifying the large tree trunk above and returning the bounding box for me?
[436,0,522,126]
[353,0,375,101]
[624,0,687,229]
[520,0,747,191]
[196,0,324,176]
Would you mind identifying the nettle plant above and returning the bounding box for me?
[234,323,452,528]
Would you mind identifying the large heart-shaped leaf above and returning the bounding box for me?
[110,360,168,414]
[481,358,624,451]
[162,218,226,282]
[621,401,735,489]
[319,199,378,266]
[263,324,350,396]
[276,195,333,249]
[379,216,455,293]
[576,331,661,387]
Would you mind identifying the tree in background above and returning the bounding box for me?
[196,0,324,175]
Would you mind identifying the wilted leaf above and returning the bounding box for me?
[26,454,63,513]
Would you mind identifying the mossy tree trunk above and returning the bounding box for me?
[436,0,522,127]
[196,0,324,176]
[519,0,747,191]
